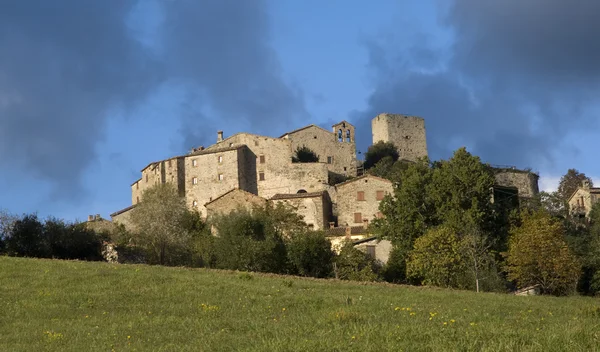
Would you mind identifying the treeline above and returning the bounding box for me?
[365,142,600,296]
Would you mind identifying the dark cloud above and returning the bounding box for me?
[354,0,600,169]
[0,0,306,201]
[0,1,161,197]
[159,0,308,149]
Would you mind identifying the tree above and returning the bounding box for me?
[539,191,566,218]
[428,147,496,233]
[130,183,193,266]
[407,225,467,288]
[334,241,380,281]
[4,214,49,258]
[505,210,581,295]
[557,169,593,205]
[363,141,399,169]
[367,157,411,183]
[371,158,433,282]
[44,218,106,261]
[0,210,17,254]
[287,231,335,278]
[292,145,319,163]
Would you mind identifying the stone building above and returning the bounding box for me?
[280,121,357,178]
[371,113,428,162]
[270,191,332,231]
[110,205,136,229]
[568,180,600,218]
[204,189,267,218]
[492,167,540,199]
[335,174,393,227]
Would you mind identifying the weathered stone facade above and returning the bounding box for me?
[335,175,393,227]
[280,123,357,178]
[271,191,332,230]
[205,188,268,218]
[493,167,540,199]
[132,157,185,205]
[354,237,393,264]
[371,113,428,162]
[110,204,136,229]
[568,181,600,218]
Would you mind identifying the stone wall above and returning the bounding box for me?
[371,113,428,162]
[270,191,332,230]
[336,175,393,227]
[205,188,267,218]
[185,146,247,217]
[282,124,357,177]
[355,238,393,264]
[131,157,186,205]
[110,205,136,229]
[568,187,600,217]
[493,168,539,199]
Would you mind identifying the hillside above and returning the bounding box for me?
[1,257,599,351]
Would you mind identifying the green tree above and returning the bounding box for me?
[130,183,193,266]
[4,214,49,258]
[505,210,581,295]
[287,231,335,278]
[292,145,319,163]
[367,157,411,183]
[210,206,289,274]
[334,241,380,281]
[539,191,566,218]
[428,147,496,232]
[407,225,467,288]
[371,158,433,282]
[363,141,399,169]
[558,169,593,204]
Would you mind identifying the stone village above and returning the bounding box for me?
[101,113,563,263]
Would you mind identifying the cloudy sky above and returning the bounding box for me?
[1,0,598,221]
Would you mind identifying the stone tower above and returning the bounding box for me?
[332,120,355,143]
[371,113,428,162]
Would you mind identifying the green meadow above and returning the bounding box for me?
[1,256,599,352]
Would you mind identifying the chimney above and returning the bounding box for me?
[88,215,94,222]
[329,221,335,229]
[96,214,101,220]
[198,146,204,151]
[345,226,351,239]
[217,130,224,142]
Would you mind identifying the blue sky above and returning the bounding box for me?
[1,0,599,222]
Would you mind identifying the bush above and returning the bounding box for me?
[4,214,49,258]
[292,146,319,163]
[334,241,380,282]
[364,141,399,169]
[287,231,335,278]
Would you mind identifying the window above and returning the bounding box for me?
[259,172,265,181]
[192,200,198,207]
[357,191,365,201]
[145,174,148,183]
[192,177,198,185]
[218,174,224,181]
[168,160,172,168]
[255,140,259,146]
[376,190,385,200]
[218,155,223,163]
[136,196,139,204]
[354,212,362,224]
[346,130,351,142]
[229,143,234,147]
[338,129,343,142]
[136,182,139,190]
[259,155,265,164]
[343,167,347,171]
[192,159,197,167]
[327,156,333,164]
[366,245,376,259]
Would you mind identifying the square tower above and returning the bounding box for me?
[371,113,428,162]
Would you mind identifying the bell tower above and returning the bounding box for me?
[332,120,355,143]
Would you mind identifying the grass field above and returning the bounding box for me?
[1,256,600,351]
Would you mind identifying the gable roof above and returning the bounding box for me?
[110,204,137,218]
[335,174,392,188]
[332,120,354,127]
[568,187,600,203]
[188,144,246,157]
[326,226,368,236]
[204,188,265,207]
[270,191,326,200]
[279,124,332,138]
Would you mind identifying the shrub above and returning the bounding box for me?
[287,231,335,278]
[334,241,380,282]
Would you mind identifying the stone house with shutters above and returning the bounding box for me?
[568,180,600,218]
[335,174,393,227]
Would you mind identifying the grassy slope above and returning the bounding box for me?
[1,257,599,352]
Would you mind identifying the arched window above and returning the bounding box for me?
[346,129,351,142]
[297,189,307,194]
[338,129,343,142]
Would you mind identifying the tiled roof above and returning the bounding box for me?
[188,144,245,156]
[279,124,331,138]
[204,188,265,207]
[335,174,392,188]
[326,226,368,236]
[270,191,325,200]
[110,204,137,217]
